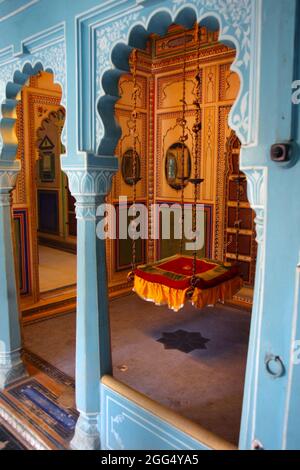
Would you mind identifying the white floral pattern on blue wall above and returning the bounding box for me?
[0,41,67,155]
[95,0,253,151]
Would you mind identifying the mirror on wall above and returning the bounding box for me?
[121,148,141,186]
[165,142,191,190]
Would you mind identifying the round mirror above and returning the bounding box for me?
[121,148,141,185]
[165,142,191,190]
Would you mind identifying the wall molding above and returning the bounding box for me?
[0,0,39,24]
[0,27,67,157]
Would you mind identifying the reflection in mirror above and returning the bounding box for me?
[165,142,191,190]
[121,148,141,186]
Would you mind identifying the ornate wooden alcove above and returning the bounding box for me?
[109,23,256,294]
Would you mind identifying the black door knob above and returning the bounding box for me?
[270,143,291,162]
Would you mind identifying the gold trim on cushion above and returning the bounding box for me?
[191,276,243,309]
[133,276,188,311]
[134,274,243,312]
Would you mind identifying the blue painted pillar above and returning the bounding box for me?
[64,154,118,450]
[239,0,299,450]
[0,163,27,389]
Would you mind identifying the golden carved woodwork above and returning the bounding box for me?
[113,109,147,201]
[156,110,196,201]
[36,108,66,189]
[203,65,217,104]
[154,25,219,58]
[21,89,62,302]
[201,106,216,202]
[14,101,26,205]
[146,74,156,263]
[107,70,149,288]
[11,25,256,310]
[29,71,61,93]
[157,70,200,109]
[117,74,148,109]
[219,64,241,102]
[223,131,257,286]
[215,106,232,260]
[13,72,64,304]
[63,24,253,297]
[110,24,255,293]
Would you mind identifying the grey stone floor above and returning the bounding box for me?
[23,294,251,445]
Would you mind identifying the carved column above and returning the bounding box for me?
[0,164,27,389]
[64,155,118,450]
[239,167,266,449]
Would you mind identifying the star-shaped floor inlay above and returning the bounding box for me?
[157,329,210,353]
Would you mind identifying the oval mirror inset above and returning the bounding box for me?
[121,148,141,186]
[165,142,191,190]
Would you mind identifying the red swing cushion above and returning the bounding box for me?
[135,254,239,290]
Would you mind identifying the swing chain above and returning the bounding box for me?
[128,48,139,281]
[189,23,204,286]
[179,31,188,254]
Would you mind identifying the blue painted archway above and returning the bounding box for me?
[0,0,299,451]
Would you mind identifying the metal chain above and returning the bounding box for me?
[179,31,188,254]
[131,49,138,273]
[190,23,204,282]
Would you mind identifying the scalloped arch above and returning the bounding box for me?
[0,61,65,162]
[97,6,245,155]
[36,106,66,157]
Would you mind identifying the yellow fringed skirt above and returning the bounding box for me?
[133,274,242,312]
[132,254,243,312]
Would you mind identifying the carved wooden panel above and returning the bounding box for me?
[12,71,64,302]
[219,64,241,102]
[157,70,201,110]
[156,110,196,201]
[107,65,149,287]
[201,106,216,202]
[223,132,257,286]
[215,106,232,260]
[24,89,62,300]
[117,74,147,110]
[108,24,255,295]
[113,109,147,200]
[29,71,61,93]
[13,101,26,205]
[203,65,218,104]
[153,27,241,264]
[154,25,219,58]
[13,209,30,295]
[36,108,65,189]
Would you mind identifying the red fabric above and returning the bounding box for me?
[134,269,191,289]
[135,256,239,290]
[157,257,216,276]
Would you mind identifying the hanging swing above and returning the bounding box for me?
[127,25,242,312]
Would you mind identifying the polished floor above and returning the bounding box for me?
[23,294,251,445]
[38,245,77,293]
